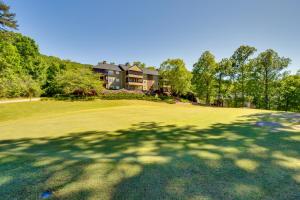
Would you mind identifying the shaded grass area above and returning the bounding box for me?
[0,101,299,199]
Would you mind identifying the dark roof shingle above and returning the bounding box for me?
[94,63,159,75]
[93,63,122,71]
[142,68,159,75]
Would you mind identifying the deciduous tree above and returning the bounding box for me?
[192,51,217,105]
[255,49,290,109]
[52,67,103,97]
[160,59,191,96]
[216,58,232,106]
[231,45,256,106]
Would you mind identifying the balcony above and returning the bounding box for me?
[127,81,143,86]
[127,73,143,78]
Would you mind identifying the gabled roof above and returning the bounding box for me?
[93,63,122,71]
[119,64,131,71]
[142,68,159,75]
[94,63,159,75]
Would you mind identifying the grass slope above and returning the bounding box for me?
[0,100,299,200]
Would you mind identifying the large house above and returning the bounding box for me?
[93,61,159,91]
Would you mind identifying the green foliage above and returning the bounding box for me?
[52,66,103,97]
[192,51,217,105]
[132,61,146,68]
[215,58,232,105]
[40,55,93,96]
[0,31,44,98]
[191,47,295,111]
[21,75,42,98]
[146,66,156,70]
[0,1,18,30]
[100,92,148,100]
[0,40,21,72]
[253,49,290,109]
[100,92,176,103]
[0,68,41,98]
[231,45,256,106]
[160,58,191,96]
[0,31,97,98]
[276,74,300,112]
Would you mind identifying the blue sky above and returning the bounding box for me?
[7,0,300,73]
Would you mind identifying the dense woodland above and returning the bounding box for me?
[0,1,299,111]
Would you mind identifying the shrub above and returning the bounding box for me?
[0,69,41,98]
[51,67,103,97]
[99,89,175,103]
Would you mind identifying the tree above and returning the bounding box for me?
[245,59,264,108]
[231,45,256,106]
[147,66,156,70]
[160,59,191,96]
[277,74,300,112]
[255,49,290,109]
[132,61,146,69]
[21,75,42,100]
[52,67,103,97]
[215,58,232,106]
[0,41,21,72]
[0,1,18,30]
[0,68,41,98]
[192,51,217,105]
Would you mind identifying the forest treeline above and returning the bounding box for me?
[158,48,299,112]
[0,31,102,98]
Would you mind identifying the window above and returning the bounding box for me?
[116,71,119,75]
[108,77,115,83]
[108,70,114,75]
[116,78,120,82]
[116,86,120,89]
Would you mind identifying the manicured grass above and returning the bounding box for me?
[0,100,299,200]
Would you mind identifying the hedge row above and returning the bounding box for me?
[99,92,175,103]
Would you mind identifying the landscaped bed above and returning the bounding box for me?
[0,100,299,199]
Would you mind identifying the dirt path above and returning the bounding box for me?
[0,98,41,104]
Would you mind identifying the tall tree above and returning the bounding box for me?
[52,66,103,97]
[132,61,146,69]
[255,49,290,109]
[192,51,217,105]
[160,59,191,96]
[277,74,300,112]
[216,58,232,106]
[231,45,256,106]
[0,1,18,30]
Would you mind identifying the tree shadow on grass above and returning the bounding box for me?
[0,113,299,199]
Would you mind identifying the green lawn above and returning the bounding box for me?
[0,100,299,200]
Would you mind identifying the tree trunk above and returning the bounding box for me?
[285,98,289,112]
[218,74,222,107]
[241,69,245,107]
[206,81,210,106]
[234,83,237,107]
[264,69,269,109]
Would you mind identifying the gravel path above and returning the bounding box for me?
[0,98,41,104]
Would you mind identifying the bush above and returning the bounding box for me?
[51,66,103,97]
[99,89,175,103]
[0,69,41,98]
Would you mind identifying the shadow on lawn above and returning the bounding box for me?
[0,113,299,199]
